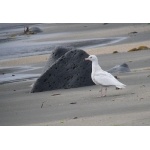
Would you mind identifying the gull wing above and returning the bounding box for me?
[93,71,124,86]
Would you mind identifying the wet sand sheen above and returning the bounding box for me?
[0,36,126,60]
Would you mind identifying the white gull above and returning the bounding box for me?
[85,55,126,97]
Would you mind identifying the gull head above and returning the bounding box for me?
[85,55,98,62]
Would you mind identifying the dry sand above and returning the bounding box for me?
[0,23,150,125]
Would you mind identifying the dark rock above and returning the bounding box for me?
[107,63,130,73]
[30,27,43,33]
[43,46,74,73]
[31,49,94,93]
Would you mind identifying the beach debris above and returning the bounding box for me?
[113,51,118,54]
[130,31,138,34]
[51,93,61,96]
[24,26,30,34]
[128,46,150,52]
[41,101,47,108]
[85,55,126,97]
[140,85,146,88]
[107,63,131,73]
[103,23,108,25]
[147,75,150,77]
[73,117,78,119]
[128,31,138,36]
[70,102,77,104]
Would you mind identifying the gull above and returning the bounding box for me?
[85,55,126,97]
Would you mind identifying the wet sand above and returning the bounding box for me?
[0,23,150,125]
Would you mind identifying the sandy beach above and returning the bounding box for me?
[0,23,150,125]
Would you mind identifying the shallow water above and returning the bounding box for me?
[0,66,41,84]
[0,35,127,60]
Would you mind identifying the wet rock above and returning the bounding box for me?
[107,63,130,73]
[24,26,43,35]
[31,49,94,93]
[29,27,43,33]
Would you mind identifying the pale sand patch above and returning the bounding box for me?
[0,54,49,67]
[87,40,150,55]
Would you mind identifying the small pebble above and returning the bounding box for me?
[51,93,61,96]
[70,102,77,104]
[73,117,78,119]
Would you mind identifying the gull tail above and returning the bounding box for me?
[116,83,126,89]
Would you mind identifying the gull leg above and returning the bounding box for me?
[99,87,103,97]
[103,87,107,97]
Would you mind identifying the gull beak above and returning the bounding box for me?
[85,57,89,61]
